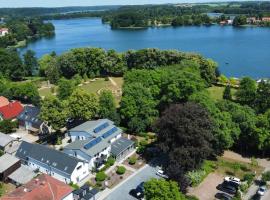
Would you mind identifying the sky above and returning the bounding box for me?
[0,0,259,8]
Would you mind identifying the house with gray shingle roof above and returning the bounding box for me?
[64,119,134,170]
[15,141,89,184]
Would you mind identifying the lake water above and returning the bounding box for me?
[18,18,270,78]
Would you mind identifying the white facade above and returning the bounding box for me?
[62,193,74,200]
[0,28,8,37]
[25,158,88,184]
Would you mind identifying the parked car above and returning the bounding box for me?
[257,186,267,196]
[136,182,145,192]
[215,192,232,200]
[221,183,237,195]
[224,177,241,186]
[129,189,144,199]
[156,169,169,179]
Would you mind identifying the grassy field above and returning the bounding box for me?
[207,86,237,101]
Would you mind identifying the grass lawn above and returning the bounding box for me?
[0,183,16,197]
[207,86,237,101]
[80,78,112,94]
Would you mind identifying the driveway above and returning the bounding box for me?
[103,165,159,200]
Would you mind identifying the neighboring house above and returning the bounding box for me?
[16,141,89,184]
[0,96,9,108]
[0,28,8,36]
[0,101,24,120]
[64,119,134,170]
[17,105,51,134]
[73,184,99,200]
[1,174,74,200]
[262,17,270,22]
[0,132,20,154]
[0,154,21,181]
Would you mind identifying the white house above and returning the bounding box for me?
[0,28,8,36]
[64,119,134,170]
[16,141,89,184]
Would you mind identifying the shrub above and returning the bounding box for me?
[262,171,270,182]
[69,182,79,189]
[0,150,3,157]
[107,157,115,166]
[250,157,258,167]
[243,173,255,185]
[240,182,249,193]
[129,156,137,165]
[105,77,109,81]
[116,166,126,175]
[96,171,107,182]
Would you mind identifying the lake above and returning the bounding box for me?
[18,18,270,78]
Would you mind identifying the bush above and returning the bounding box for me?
[96,171,107,182]
[69,182,79,189]
[116,166,126,175]
[262,171,270,183]
[240,182,249,193]
[129,156,137,165]
[0,150,3,157]
[107,157,115,166]
[243,173,255,185]
[105,77,109,81]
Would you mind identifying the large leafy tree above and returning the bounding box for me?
[155,103,214,190]
[236,77,257,106]
[40,96,68,131]
[23,50,38,76]
[68,89,99,121]
[255,80,270,113]
[99,90,118,123]
[144,178,187,200]
[57,78,75,100]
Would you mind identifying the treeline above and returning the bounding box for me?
[0,17,54,48]
[38,48,217,86]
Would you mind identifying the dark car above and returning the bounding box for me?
[129,189,144,199]
[221,183,237,195]
[136,182,145,192]
[215,192,232,200]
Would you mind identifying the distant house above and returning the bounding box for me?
[0,96,9,108]
[0,101,24,120]
[16,141,89,184]
[262,17,270,22]
[0,28,8,37]
[1,174,74,200]
[64,119,134,170]
[0,154,21,181]
[0,132,20,154]
[17,105,51,134]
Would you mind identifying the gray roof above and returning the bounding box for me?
[8,165,36,185]
[0,132,15,147]
[66,119,123,157]
[0,154,20,173]
[17,106,42,128]
[111,137,135,157]
[16,141,84,175]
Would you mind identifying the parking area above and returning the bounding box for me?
[11,130,39,143]
[104,165,159,200]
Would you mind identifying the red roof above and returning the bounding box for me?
[0,101,24,119]
[0,96,9,108]
[1,174,73,200]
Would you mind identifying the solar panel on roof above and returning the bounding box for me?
[93,122,109,133]
[84,137,102,149]
[102,127,118,139]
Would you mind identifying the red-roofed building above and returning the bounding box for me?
[0,96,9,108]
[1,174,74,200]
[0,28,9,36]
[0,101,24,120]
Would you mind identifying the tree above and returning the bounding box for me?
[0,120,17,134]
[57,78,75,100]
[236,77,257,106]
[255,80,270,113]
[223,85,232,100]
[99,90,118,122]
[155,103,214,190]
[68,89,99,121]
[23,50,38,76]
[40,96,68,131]
[233,15,247,26]
[144,178,187,200]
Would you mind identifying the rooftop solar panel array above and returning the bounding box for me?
[93,122,109,133]
[83,137,102,149]
[102,127,118,139]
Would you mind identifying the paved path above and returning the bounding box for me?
[99,165,159,200]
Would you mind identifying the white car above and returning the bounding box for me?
[224,177,241,185]
[156,169,169,179]
[257,186,267,196]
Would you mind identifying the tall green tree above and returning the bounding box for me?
[236,77,257,106]
[68,89,99,121]
[223,85,232,100]
[255,80,270,113]
[57,78,75,100]
[144,178,186,200]
[99,90,118,122]
[40,96,68,131]
[23,50,38,76]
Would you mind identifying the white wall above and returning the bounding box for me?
[62,192,73,200]
[70,162,89,183]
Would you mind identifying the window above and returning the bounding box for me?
[77,165,82,170]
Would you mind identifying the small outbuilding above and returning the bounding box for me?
[0,154,21,181]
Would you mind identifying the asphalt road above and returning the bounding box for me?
[104,165,159,200]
